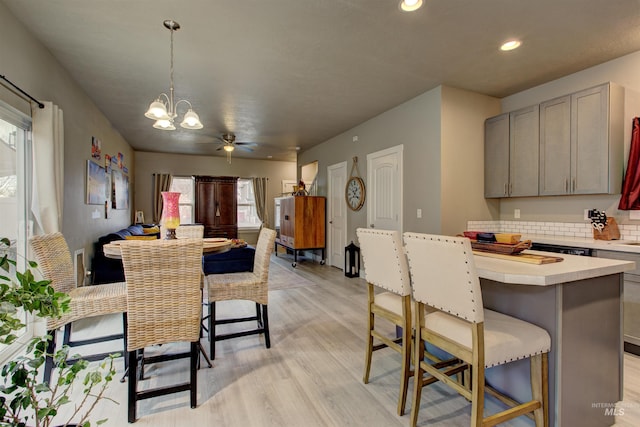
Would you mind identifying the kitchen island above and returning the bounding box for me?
[474,250,634,427]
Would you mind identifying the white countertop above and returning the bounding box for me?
[522,233,640,253]
[475,249,635,286]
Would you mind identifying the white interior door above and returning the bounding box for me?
[367,145,403,231]
[327,162,347,269]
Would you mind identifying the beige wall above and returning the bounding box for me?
[498,49,640,225]
[0,2,134,259]
[298,85,499,241]
[440,86,501,234]
[134,151,296,232]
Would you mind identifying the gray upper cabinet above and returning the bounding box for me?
[572,83,623,194]
[487,82,625,199]
[484,113,509,197]
[540,83,624,195]
[509,105,539,197]
[484,106,538,198]
[539,95,571,195]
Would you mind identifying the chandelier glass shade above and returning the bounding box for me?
[399,0,423,12]
[144,20,203,131]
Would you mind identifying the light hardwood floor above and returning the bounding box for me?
[53,255,640,426]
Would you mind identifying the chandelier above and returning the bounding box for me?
[144,20,203,131]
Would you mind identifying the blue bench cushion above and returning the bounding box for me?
[203,246,255,275]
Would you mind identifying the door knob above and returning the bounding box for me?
[329,220,333,224]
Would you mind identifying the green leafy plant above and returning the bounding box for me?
[0,237,118,427]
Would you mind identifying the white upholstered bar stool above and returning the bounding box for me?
[403,233,550,427]
[356,228,413,416]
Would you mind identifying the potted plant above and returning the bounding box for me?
[0,237,118,427]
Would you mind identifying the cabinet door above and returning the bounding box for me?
[215,179,237,228]
[571,84,609,194]
[195,181,215,226]
[509,105,539,197]
[484,113,509,198]
[280,197,295,246]
[539,96,571,195]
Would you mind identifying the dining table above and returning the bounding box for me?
[103,237,232,259]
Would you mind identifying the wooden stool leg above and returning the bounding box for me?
[530,353,549,427]
[262,304,271,349]
[410,303,426,427]
[397,295,412,416]
[363,285,375,384]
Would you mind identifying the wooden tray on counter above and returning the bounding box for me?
[472,250,564,264]
[470,240,532,255]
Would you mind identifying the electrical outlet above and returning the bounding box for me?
[631,211,640,220]
[584,209,590,221]
[514,209,520,219]
[417,208,422,218]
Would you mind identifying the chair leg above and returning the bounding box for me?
[256,302,263,328]
[363,287,374,384]
[127,350,138,423]
[530,353,549,427]
[470,363,485,427]
[409,325,425,427]
[43,329,57,385]
[123,313,128,371]
[62,323,72,345]
[209,302,216,360]
[398,306,412,416]
[190,342,198,409]
[262,304,271,349]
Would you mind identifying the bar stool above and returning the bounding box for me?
[403,232,550,427]
[357,228,413,416]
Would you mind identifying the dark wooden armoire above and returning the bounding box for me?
[194,176,238,238]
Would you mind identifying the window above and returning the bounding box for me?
[237,179,261,229]
[0,100,33,363]
[169,176,195,224]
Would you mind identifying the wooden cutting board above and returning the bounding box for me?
[473,250,564,264]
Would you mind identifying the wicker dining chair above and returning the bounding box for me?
[29,232,128,385]
[403,233,550,427]
[176,224,204,239]
[120,238,203,423]
[205,227,276,359]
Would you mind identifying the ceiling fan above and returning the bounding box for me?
[215,133,257,163]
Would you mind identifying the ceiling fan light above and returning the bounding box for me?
[180,109,203,129]
[145,99,170,120]
[399,0,422,12]
[153,119,176,130]
[223,144,235,152]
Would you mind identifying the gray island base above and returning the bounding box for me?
[474,250,634,427]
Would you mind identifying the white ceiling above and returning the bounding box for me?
[4,0,640,162]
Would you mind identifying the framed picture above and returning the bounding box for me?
[91,136,101,160]
[112,169,129,210]
[86,160,106,205]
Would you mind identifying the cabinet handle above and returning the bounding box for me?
[504,183,508,196]
[572,179,576,192]
[565,179,568,193]
[508,183,512,196]
[370,224,375,228]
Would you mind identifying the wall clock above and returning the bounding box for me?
[345,156,366,211]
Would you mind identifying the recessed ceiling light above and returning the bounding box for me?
[500,40,521,51]
[399,0,423,12]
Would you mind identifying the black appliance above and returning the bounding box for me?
[530,242,593,257]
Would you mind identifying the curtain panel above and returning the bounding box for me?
[252,177,268,227]
[153,173,172,223]
[31,102,64,234]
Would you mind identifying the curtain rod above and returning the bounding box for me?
[0,74,45,109]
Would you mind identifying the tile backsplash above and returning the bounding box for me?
[466,220,640,241]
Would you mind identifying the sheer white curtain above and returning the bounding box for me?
[31,102,64,234]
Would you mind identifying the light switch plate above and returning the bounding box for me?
[584,209,591,221]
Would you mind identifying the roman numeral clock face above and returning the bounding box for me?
[345,177,365,211]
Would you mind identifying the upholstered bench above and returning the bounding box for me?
[202,245,255,274]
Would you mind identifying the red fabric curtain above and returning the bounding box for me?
[619,117,640,210]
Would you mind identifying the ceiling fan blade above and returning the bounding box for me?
[235,141,257,147]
